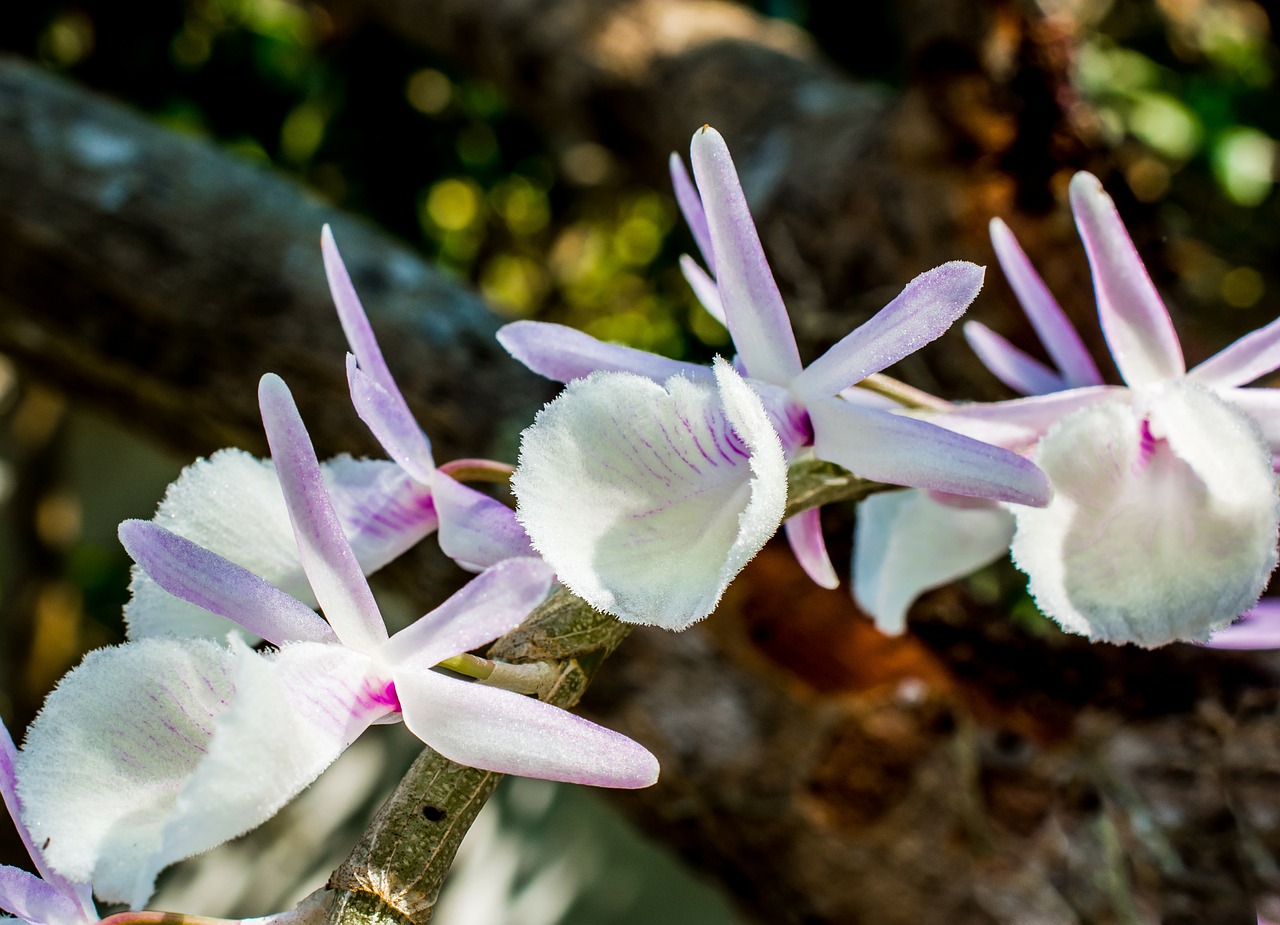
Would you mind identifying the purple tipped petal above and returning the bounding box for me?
[1203,600,1280,650]
[689,126,802,387]
[679,254,726,326]
[395,665,659,788]
[808,397,1051,506]
[1190,313,1280,388]
[322,226,398,396]
[118,520,338,646]
[259,374,388,653]
[963,321,1067,397]
[497,321,710,385]
[784,508,838,589]
[432,474,534,571]
[791,262,984,402]
[938,386,1121,444]
[382,557,555,668]
[989,218,1104,387]
[347,357,435,482]
[1069,172,1184,386]
[669,152,715,274]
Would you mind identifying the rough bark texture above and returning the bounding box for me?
[2,3,1279,921]
[0,56,549,463]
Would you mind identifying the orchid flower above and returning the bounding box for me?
[127,228,534,641]
[499,125,1048,628]
[18,374,658,911]
[0,717,97,925]
[858,172,1280,647]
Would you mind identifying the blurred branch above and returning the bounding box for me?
[0,55,549,463]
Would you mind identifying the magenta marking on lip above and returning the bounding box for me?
[1133,418,1156,474]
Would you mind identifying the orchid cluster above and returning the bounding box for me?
[2,123,1278,925]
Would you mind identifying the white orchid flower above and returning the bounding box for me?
[17,375,657,911]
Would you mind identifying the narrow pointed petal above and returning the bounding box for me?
[0,721,67,894]
[689,126,802,386]
[347,357,435,481]
[807,397,1050,505]
[936,386,1122,447]
[18,639,238,905]
[784,508,838,589]
[853,490,1014,635]
[395,665,658,788]
[126,450,436,640]
[1190,314,1280,388]
[383,557,555,667]
[963,321,1066,396]
[0,867,85,925]
[679,255,727,326]
[1222,386,1280,450]
[431,474,534,571]
[989,217,1104,387]
[497,321,709,385]
[512,360,786,629]
[322,226,405,398]
[792,262,984,401]
[119,520,337,646]
[259,375,387,653]
[669,153,715,273]
[1069,172,1184,386]
[1203,600,1280,650]
[1011,382,1279,647]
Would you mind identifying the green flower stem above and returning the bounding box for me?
[856,373,953,411]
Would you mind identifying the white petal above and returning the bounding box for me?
[126,450,434,640]
[1011,381,1280,647]
[512,360,786,629]
[18,638,392,909]
[395,665,658,788]
[18,639,237,905]
[148,642,391,906]
[853,489,1014,635]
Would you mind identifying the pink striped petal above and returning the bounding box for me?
[1203,601,1280,650]
[497,321,709,385]
[395,665,658,788]
[689,126,802,387]
[669,152,715,274]
[382,557,555,669]
[854,490,1013,635]
[989,217,1104,387]
[346,357,434,483]
[963,321,1066,396]
[1069,172,1184,386]
[807,397,1050,505]
[118,520,338,646]
[431,474,533,571]
[791,262,984,402]
[1190,314,1280,387]
[512,360,786,629]
[784,508,838,589]
[259,374,388,654]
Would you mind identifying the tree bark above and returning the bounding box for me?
[0,56,549,463]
